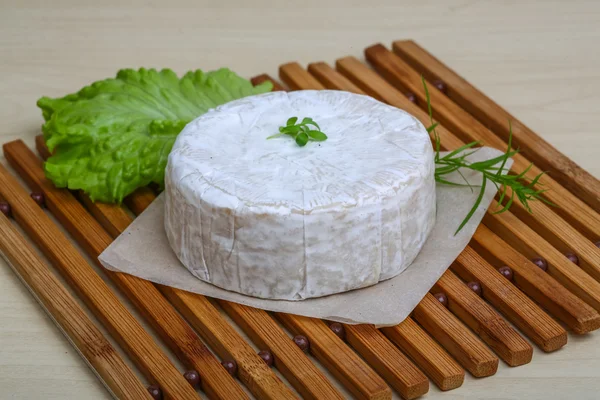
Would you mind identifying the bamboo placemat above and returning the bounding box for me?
[2,40,600,399]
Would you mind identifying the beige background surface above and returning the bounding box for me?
[2,0,600,399]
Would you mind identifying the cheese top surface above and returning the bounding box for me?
[165,90,436,300]
[167,90,432,213]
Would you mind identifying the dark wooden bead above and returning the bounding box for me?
[498,266,514,280]
[432,79,447,94]
[183,370,201,387]
[258,350,274,366]
[405,92,418,104]
[467,281,482,296]
[531,257,548,272]
[0,202,11,217]
[433,292,448,307]
[293,335,310,353]
[221,359,237,376]
[329,322,345,340]
[565,252,580,265]
[30,192,45,207]
[147,385,163,400]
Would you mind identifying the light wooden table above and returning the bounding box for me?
[2,1,600,399]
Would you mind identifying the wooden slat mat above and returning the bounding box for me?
[2,39,600,399]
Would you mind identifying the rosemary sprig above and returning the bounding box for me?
[422,76,553,234]
[267,116,327,147]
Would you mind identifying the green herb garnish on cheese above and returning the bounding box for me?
[38,68,272,203]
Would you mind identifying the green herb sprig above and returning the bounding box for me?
[267,117,327,147]
[423,76,552,234]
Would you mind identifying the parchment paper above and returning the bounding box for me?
[99,147,511,327]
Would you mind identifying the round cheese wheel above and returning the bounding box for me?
[165,90,436,300]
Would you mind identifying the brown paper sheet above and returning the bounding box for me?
[99,148,511,327]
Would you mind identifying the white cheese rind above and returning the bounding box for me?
[165,90,436,300]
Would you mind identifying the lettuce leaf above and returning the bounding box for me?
[38,68,272,203]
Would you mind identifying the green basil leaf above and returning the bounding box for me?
[283,126,302,135]
[295,132,308,147]
[307,130,327,141]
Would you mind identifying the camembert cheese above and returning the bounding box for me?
[165,90,436,300]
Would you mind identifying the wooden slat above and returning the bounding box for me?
[123,187,156,216]
[332,58,600,312]
[0,213,151,400]
[160,289,298,400]
[507,197,600,283]
[378,322,465,391]
[4,140,251,400]
[280,62,326,90]
[483,209,600,313]
[251,74,286,91]
[218,302,345,400]
[432,271,533,366]
[34,134,52,159]
[472,224,600,334]
[392,39,600,212]
[80,196,131,239]
[364,43,600,247]
[0,158,199,400]
[452,248,568,352]
[307,62,365,94]
[412,293,498,377]
[277,314,392,400]
[343,324,429,399]
[381,318,464,391]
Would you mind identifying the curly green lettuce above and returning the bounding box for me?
[38,68,272,203]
